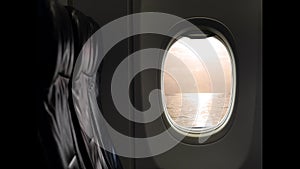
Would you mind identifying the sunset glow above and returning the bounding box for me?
[163,37,233,128]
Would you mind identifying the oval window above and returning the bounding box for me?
[162,35,236,135]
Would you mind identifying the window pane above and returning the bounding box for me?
[162,36,235,132]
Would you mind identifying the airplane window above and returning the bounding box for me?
[162,36,236,134]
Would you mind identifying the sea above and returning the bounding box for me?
[164,93,230,128]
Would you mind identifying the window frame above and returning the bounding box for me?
[160,18,238,142]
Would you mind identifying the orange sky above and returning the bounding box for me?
[163,37,232,95]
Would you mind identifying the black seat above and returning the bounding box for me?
[37,0,123,168]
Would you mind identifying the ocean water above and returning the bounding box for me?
[164,93,230,128]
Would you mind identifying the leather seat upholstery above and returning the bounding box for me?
[37,1,123,168]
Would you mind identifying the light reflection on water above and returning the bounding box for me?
[164,93,230,128]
